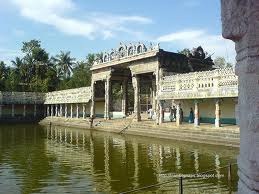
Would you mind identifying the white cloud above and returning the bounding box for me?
[11,0,152,40]
[157,29,236,63]
[157,30,204,42]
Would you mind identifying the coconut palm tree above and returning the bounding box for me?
[11,57,29,82]
[0,61,6,76]
[11,57,23,69]
[53,51,75,79]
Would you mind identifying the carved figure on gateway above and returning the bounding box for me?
[186,46,214,71]
[93,42,160,65]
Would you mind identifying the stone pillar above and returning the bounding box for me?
[34,104,37,117]
[152,79,156,111]
[55,105,58,117]
[76,104,79,118]
[65,104,68,118]
[70,104,73,118]
[221,1,259,192]
[158,100,164,124]
[83,104,86,119]
[132,74,141,121]
[90,81,96,118]
[215,99,221,127]
[58,104,63,117]
[194,100,200,126]
[51,105,53,117]
[23,104,26,117]
[104,76,111,120]
[11,104,15,117]
[47,105,49,117]
[176,103,182,126]
[233,98,239,125]
[121,80,128,117]
[155,68,164,124]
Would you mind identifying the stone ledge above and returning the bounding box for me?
[40,117,240,148]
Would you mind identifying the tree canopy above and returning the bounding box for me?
[1,42,234,93]
[0,39,97,92]
[213,56,233,68]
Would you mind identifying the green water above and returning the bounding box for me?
[0,124,239,193]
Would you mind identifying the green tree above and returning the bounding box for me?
[59,53,95,89]
[178,48,191,56]
[20,40,51,92]
[214,56,233,68]
[4,68,22,91]
[1,39,104,92]
[0,61,8,90]
[53,51,75,79]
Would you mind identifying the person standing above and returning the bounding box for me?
[169,107,173,122]
[172,106,177,121]
[148,108,154,119]
[180,107,184,123]
[189,107,194,123]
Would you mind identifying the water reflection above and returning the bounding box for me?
[0,124,239,193]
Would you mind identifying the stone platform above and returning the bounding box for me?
[39,117,240,148]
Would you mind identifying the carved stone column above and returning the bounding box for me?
[121,80,128,117]
[83,104,86,119]
[221,1,259,192]
[90,81,96,118]
[158,100,164,124]
[47,105,50,117]
[176,102,182,126]
[132,74,141,121]
[33,104,37,118]
[104,76,111,120]
[11,104,15,118]
[23,104,26,117]
[55,105,58,117]
[65,104,68,118]
[51,105,53,117]
[76,104,79,118]
[155,68,164,124]
[233,98,239,125]
[70,104,73,118]
[60,104,63,117]
[152,79,156,112]
[194,100,200,126]
[215,99,221,127]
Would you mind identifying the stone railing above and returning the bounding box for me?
[159,68,238,100]
[45,87,91,104]
[0,92,45,104]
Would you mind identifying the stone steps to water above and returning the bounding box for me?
[101,121,239,139]
[105,125,239,142]
[40,117,240,147]
[121,128,239,147]
[100,123,239,147]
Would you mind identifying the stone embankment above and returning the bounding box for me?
[40,117,240,148]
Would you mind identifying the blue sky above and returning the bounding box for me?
[0,0,235,65]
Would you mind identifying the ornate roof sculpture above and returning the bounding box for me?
[93,42,160,65]
[187,46,215,71]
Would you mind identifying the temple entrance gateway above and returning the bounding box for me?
[90,43,214,122]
